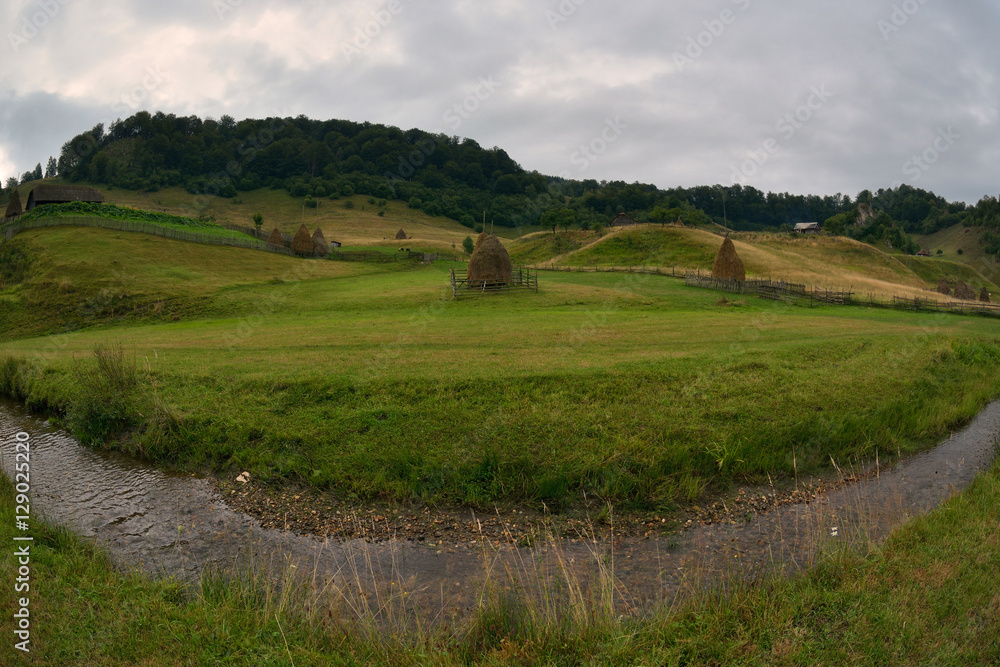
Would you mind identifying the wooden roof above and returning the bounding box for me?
[27,184,104,209]
[610,212,639,226]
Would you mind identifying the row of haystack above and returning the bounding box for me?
[468,231,513,286]
[267,224,330,257]
[938,278,990,302]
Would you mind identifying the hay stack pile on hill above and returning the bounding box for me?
[955,280,975,300]
[395,228,407,240]
[468,234,513,287]
[312,228,330,257]
[267,228,284,246]
[712,237,746,281]
[475,231,489,250]
[291,224,313,255]
[980,287,991,303]
[4,189,22,219]
[937,278,951,296]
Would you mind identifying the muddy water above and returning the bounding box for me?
[2,398,998,614]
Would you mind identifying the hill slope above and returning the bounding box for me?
[509,225,1000,298]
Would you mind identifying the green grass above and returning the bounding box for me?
[2,227,1000,512]
[3,449,999,665]
[916,224,1000,286]
[898,254,999,294]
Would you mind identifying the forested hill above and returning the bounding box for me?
[10,111,995,250]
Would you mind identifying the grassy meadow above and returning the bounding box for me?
[2,209,1000,664]
[2,226,1000,511]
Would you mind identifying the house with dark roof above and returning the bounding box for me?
[610,212,640,227]
[26,185,104,211]
[793,222,821,234]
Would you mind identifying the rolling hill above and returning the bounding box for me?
[508,225,1000,299]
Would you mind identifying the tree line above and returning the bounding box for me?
[0,111,997,258]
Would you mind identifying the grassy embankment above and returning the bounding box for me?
[3,456,999,664]
[1,225,1000,512]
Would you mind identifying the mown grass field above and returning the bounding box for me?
[2,226,1000,512]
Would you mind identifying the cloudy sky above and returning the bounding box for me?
[1,0,997,203]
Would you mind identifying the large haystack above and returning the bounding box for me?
[937,278,951,296]
[395,228,407,240]
[4,188,22,218]
[312,228,330,257]
[467,234,513,286]
[291,224,313,255]
[712,237,746,281]
[981,287,991,303]
[955,279,974,300]
[267,228,284,246]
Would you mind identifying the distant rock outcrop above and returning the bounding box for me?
[855,203,876,227]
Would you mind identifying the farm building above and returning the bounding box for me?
[916,249,931,257]
[26,185,104,211]
[793,222,821,234]
[610,212,640,227]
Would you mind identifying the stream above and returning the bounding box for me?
[2,398,998,615]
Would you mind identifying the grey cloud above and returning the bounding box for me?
[0,0,997,203]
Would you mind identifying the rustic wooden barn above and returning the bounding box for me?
[793,223,821,234]
[26,185,104,211]
[610,212,640,227]
[916,248,931,257]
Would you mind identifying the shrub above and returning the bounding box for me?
[462,236,475,254]
[344,200,355,209]
[67,343,151,444]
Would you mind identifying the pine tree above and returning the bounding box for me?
[45,156,57,178]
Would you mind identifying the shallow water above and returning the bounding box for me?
[2,398,997,613]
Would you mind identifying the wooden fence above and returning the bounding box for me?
[686,272,1000,319]
[450,267,539,299]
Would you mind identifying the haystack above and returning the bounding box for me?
[475,231,489,250]
[4,188,22,218]
[955,280,974,300]
[467,234,513,287]
[312,228,330,257]
[267,228,284,246]
[291,224,313,255]
[395,228,407,240]
[712,237,746,281]
[937,278,951,296]
[980,287,991,303]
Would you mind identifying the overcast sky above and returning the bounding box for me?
[1,1,997,203]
